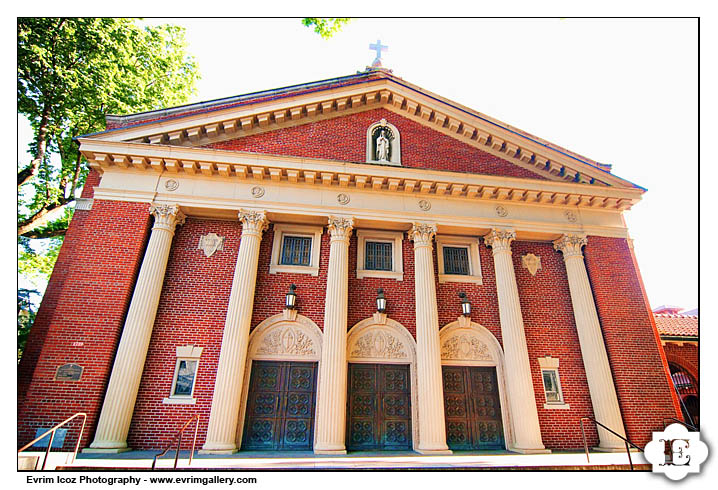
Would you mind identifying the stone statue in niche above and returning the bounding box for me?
[376,128,390,161]
[372,122,394,162]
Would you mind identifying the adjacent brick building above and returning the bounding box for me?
[18,67,682,457]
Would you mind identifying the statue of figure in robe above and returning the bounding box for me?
[376,129,390,162]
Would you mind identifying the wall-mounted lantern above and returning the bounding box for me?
[376,288,387,313]
[459,291,471,317]
[285,284,297,310]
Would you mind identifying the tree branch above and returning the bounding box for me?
[21,228,67,240]
[17,199,70,237]
[17,102,52,188]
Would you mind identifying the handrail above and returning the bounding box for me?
[152,414,201,470]
[663,417,698,431]
[579,417,644,470]
[18,413,88,471]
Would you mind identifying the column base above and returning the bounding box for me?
[416,448,453,455]
[593,446,636,453]
[509,446,552,454]
[198,448,237,455]
[314,448,347,455]
[82,447,132,454]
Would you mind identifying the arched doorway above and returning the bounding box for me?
[439,319,512,451]
[668,363,699,429]
[346,316,417,451]
[237,312,323,450]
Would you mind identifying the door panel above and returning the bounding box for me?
[242,361,317,450]
[347,363,412,451]
[442,366,505,450]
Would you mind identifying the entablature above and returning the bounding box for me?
[79,139,642,214]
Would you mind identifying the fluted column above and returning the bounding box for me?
[87,204,185,452]
[201,209,268,453]
[314,216,354,454]
[483,229,546,453]
[409,223,451,454]
[554,235,626,450]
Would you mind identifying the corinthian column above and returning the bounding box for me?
[201,209,268,453]
[554,235,626,450]
[483,229,546,453]
[409,223,451,454]
[314,216,353,454]
[87,204,185,452]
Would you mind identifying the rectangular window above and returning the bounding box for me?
[443,246,470,275]
[542,370,562,403]
[173,359,198,397]
[365,241,393,271]
[280,236,312,266]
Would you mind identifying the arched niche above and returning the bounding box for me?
[346,316,418,450]
[366,119,401,166]
[439,319,514,451]
[236,312,323,448]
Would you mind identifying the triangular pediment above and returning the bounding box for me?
[86,71,638,189]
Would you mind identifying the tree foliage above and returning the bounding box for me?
[17,18,200,240]
[18,288,39,362]
[301,18,351,39]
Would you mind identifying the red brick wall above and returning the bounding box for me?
[18,199,151,450]
[584,236,682,446]
[512,241,599,449]
[128,218,240,450]
[206,108,547,181]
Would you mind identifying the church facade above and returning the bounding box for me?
[18,68,682,456]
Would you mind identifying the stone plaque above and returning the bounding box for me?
[55,363,83,381]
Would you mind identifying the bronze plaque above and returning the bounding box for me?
[55,363,83,381]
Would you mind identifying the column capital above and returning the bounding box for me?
[238,209,269,236]
[553,234,587,259]
[149,204,185,233]
[409,222,437,248]
[483,228,516,254]
[327,215,354,242]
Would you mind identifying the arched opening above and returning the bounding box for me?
[346,316,417,451]
[668,362,699,429]
[365,119,401,165]
[439,319,512,451]
[237,312,323,450]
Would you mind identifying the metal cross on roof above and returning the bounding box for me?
[369,39,388,67]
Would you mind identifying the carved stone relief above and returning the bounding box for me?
[198,233,225,257]
[521,253,542,276]
[441,333,492,361]
[350,330,408,360]
[256,326,317,357]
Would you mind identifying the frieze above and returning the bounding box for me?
[350,330,408,360]
[256,326,316,357]
[441,333,492,361]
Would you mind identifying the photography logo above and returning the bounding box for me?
[644,424,708,481]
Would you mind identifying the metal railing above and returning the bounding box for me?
[663,417,698,431]
[18,413,88,470]
[579,417,644,470]
[152,414,201,470]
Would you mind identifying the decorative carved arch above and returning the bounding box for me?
[236,312,323,448]
[366,119,401,166]
[439,319,513,450]
[346,316,418,450]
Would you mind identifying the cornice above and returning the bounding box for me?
[81,78,636,190]
[78,138,642,212]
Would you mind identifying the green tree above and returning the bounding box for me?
[302,18,351,39]
[18,18,200,240]
[18,288,38,362]
[17,18,200,360]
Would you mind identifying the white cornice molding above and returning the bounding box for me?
[82,78,632,189]
[78,138,642,212]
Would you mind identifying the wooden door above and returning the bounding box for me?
[347,363,412,450]
[242,360,317,450]
[443,365,505,450]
